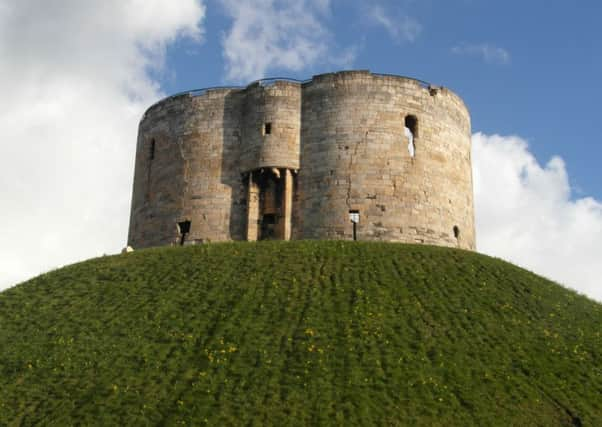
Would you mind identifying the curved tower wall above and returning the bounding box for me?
[296,71,475,249]
[128,70,475,250]
[128,88,246,247]
[239,81,301,172]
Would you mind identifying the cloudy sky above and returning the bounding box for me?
[1,0,601,301]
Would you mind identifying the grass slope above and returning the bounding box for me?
[1,242,601,426]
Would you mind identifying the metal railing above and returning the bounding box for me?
[253,77,311,86]
[143,72,436,118]
[372,72,432,88]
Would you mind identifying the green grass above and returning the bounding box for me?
[1,241,601,426]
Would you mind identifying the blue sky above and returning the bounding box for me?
[0,0,600,300]
[162,0,602,200]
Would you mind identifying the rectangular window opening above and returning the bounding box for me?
[264,122,272,135]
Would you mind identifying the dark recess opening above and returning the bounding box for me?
[150,139,156,160]
[405,115,417,158]
[257,168,284,240]
[264,123,272,135]
[405,115,418,138]
[260,213,276,240]
[178,220,191,246]
[453,226,460,239]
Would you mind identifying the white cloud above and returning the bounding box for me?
[473,133,602,302]
[0,0,205,291]
[368,4,421,43]
[452,43,510,64]
[219,0,355,82]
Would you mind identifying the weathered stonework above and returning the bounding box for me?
[128,70,476,250]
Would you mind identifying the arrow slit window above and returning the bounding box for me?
[404,115,417,158]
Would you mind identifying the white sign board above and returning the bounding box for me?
[349,212,360,223]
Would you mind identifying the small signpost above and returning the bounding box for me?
[349,210,359,241]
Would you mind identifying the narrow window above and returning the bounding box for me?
[404,115,417,158]
[264,123,272,135]
[150,139,156,160]
[453,226,460,239]
[146,139,155,202]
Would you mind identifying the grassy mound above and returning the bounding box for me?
[1,242,601,425]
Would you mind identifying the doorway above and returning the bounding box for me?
[246,168,294,241]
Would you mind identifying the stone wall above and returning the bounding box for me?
[296,71,475,249]
[239,81,301,172]
[128,70,475,250]
[128,88,246,247]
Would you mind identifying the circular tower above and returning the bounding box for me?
[128,87,246,247]
[296,71,475,249]
[128,71,475,250]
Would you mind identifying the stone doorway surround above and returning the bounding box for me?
[246,168,293,241]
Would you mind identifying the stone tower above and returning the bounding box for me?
[128,70,475,250]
